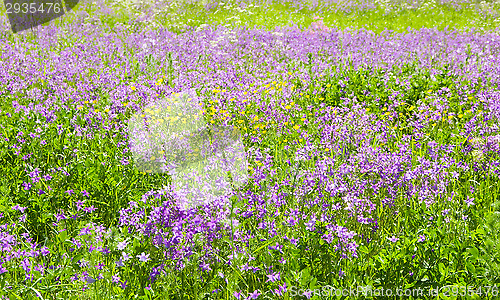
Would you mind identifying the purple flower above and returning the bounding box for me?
[116,258,125,268]
[19,214,27,223]
[246,290,260,300]
[65,189,74,195]
[112,274,120,284]
[233,291,242,299]
[303,290,312,299]
[0,264,8,274]
[465,196,475,207]
[387,236,399,243]
[137,252,150,262]
[85,276,96,284]
[41,247,50,256]
[75,200,85,211]
[119,280,127,289]
[265,272,280,283]
[22,182,32,191]
[418,235,426,242]
[117,240,128,251]
[84,206,96,213]
[12,205,27,213]
[81,190,90,197]
[305,217,316,231]
[79,227,92,236]
[122,252,131,261]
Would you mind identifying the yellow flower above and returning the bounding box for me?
[325,148,330,152]
[131,86,136,91]
[293,125,300,130]
[253,116,259,121]
[458,114,463,118]
[285,105,291,110]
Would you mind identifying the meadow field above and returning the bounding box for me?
[1,0,500,299]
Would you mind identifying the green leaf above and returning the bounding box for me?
[309,277,318,290]
[468,247,479,260]
[438,262,445,274]
[300,268,311,287]
[359,245,369,254]
[9,293,22,300]
[466,262,476,274]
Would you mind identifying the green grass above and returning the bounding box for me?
[1,0,500,299]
